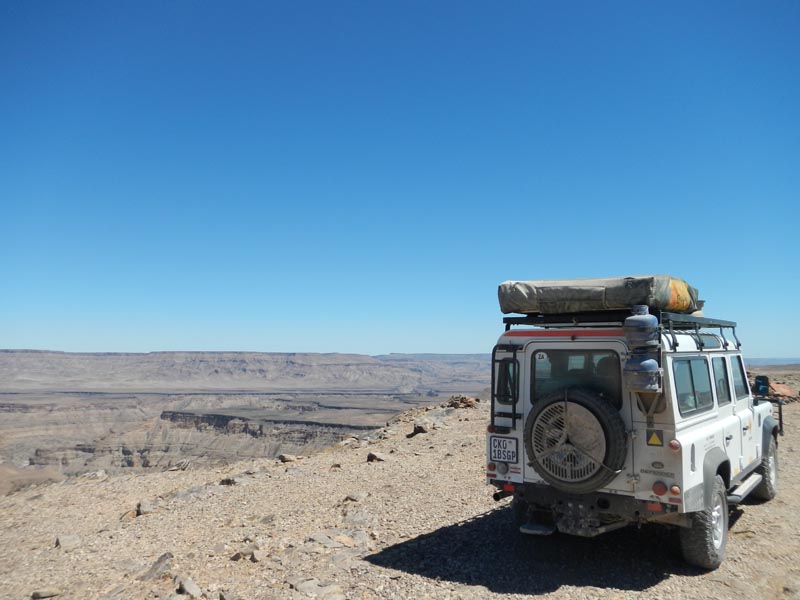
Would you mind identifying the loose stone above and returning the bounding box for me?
[31,590,61,599]
[55,535,81,551]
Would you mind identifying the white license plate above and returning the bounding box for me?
[490,436,518,463]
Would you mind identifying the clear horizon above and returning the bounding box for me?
[1,349,799,364]
[2,2,798,357]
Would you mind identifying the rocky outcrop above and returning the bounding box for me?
[21,418,373,474]
[160,412,267,436]
[1,387,486,481]
[160,411,382,433]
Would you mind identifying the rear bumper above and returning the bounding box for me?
[497,481,680,531]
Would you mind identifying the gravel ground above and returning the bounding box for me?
[0,398,798,600]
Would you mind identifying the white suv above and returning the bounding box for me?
[487,278,782,569]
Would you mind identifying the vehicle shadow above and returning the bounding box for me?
[365,505,706,594]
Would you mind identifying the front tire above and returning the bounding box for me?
[680,474,728,570]
[752,436,778,501]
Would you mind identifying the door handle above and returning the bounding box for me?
[725,434,733,442]
[742,425,750,431]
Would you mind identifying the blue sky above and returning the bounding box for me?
[1,2,798,357]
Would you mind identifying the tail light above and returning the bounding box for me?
[652,481,668,496]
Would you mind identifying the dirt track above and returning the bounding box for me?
[0,398,798,599]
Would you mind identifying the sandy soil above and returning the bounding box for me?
[0,465,63,497]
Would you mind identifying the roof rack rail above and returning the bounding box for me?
[503,310,741,350]
[503,311,633,330]
[658,312,737,330]
[659,312,740,350]
[503,310,737,329]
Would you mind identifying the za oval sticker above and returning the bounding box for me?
[652,461,665,469]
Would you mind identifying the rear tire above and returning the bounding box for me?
[680,475,728,570]
[752,436,778,501]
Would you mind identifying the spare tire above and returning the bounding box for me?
[524,387,627,494]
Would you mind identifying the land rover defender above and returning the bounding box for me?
[486,276,782,569]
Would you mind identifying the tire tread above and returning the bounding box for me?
[680,474,728,570]
[752,436,778,501]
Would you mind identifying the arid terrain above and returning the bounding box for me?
[1,354,798,599]
[0,378,798,600]
[0,351,489,495]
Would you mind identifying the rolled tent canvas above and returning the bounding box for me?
[497,275,700,315]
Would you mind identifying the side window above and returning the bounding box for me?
[731,355,750,400]
[673,357,714,416]
[712,357,731,405]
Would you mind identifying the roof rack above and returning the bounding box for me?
[658,312,736,329]
[503,311,630,329]
[659,312,740,350]
[503,309,741,349]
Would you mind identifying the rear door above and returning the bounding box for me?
[712,356,742,476]
[523,340,631,491]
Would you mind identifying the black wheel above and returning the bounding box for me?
[752,436,778,501]
[680,474,728,570]
[523,387,627,494]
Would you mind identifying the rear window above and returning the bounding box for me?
[673,357,714,416]
[532,350,621,408]
[494,357,519,406]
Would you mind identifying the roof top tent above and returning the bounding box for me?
[498,275,702,315]
[497,275,741,350]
